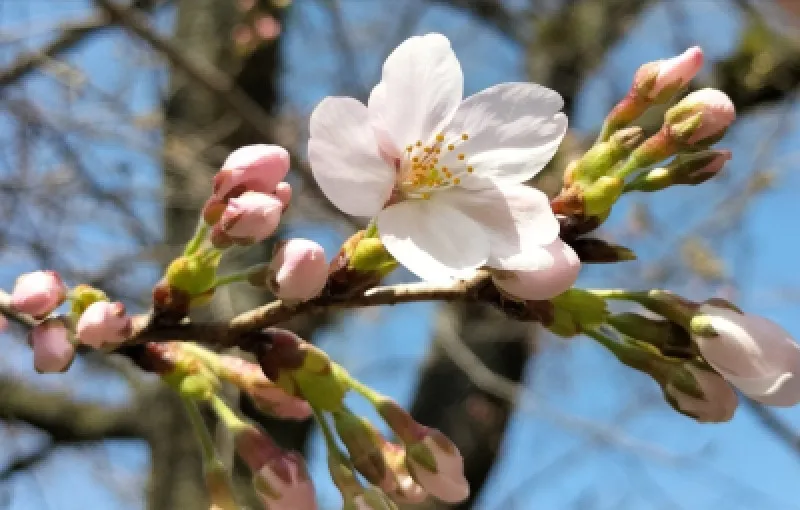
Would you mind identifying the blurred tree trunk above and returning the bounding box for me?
[155,1,296,508]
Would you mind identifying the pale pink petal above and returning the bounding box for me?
[376,200,489,283]
[437,83,567,188]
[219,191,283,243]
[434,184,560,269]
[370,33,463,152]
[214,145,290,199]
[76,301,131,348]
[407,432,469,504]
[10,270,67,319]
[268,239,328,301]
[309,97,395,217]
[30,319,75,373]
[491,239,581,300]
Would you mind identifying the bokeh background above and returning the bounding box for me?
[2,0,800,508]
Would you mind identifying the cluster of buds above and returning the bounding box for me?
[241,328,468,507]
[8,273,134,373]
[154,145,330,317]
[588,289,800,421]
[203,144,291,248]
[552,46,735,229]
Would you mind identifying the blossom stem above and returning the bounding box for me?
[183,398,216,463]
[341,371,384,406]
[184,219,211,257]
[312,406,347,460]
[208,394,249,435]
[610,155,645,180]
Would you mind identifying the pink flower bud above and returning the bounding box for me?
[690,304,800,406]
[268,239,328,301]
[491,239,581,301]
[666,88,736,145]
[253,453,317,510]
[76,301,131,348]
[212,192,282,246]
[635,46,704,101]
[29,318,75,373]
[406,429,469,504]
[213,145,290,200]
[665,364,738,423]
[10,270,67,319]
[273,181,292,211]
[235,428,318,510]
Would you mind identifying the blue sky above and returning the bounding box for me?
[2,0,800,509]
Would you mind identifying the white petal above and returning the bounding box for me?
[435,184,559,269]
[376,199,489,283]
[370,33,463,151]
[439,82,567,188]
[309,97,395,217]
[367,82,402,158]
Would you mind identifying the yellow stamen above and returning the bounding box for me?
[447,144,455,151]
[415,140,422,147]
[436,133,445,142]
[467,166,474,173]
[461,133,469,141]
[457,153,465,161]
[454,177,461,184]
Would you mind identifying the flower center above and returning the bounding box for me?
[394,132,474,199]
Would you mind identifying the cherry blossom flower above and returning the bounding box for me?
[309,33,566,283]
[690,304,800,406]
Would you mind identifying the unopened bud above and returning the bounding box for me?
[10,270,67,319]
[69,284,109,317]
[75,301,131,348]
[665,89,736,146]
[547,289,609,337]
[626,149,731,192]
[166,255,218,297]
[583,176,624,216]
[213,144,290,200]
[265,239,329,302]
[490,239,580,301]
[254,329,347,411]
[211,191,282,247]
[568,238,636,263]
[333,411,395,491]
[663,363,737,423]
[405,429,469,504]
[608,313,691,353]
[29,318,75,373]
[635,46,704,102]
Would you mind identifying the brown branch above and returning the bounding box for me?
[0,15,112,88]
[1,271,552,350]
[0,377,145,441]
